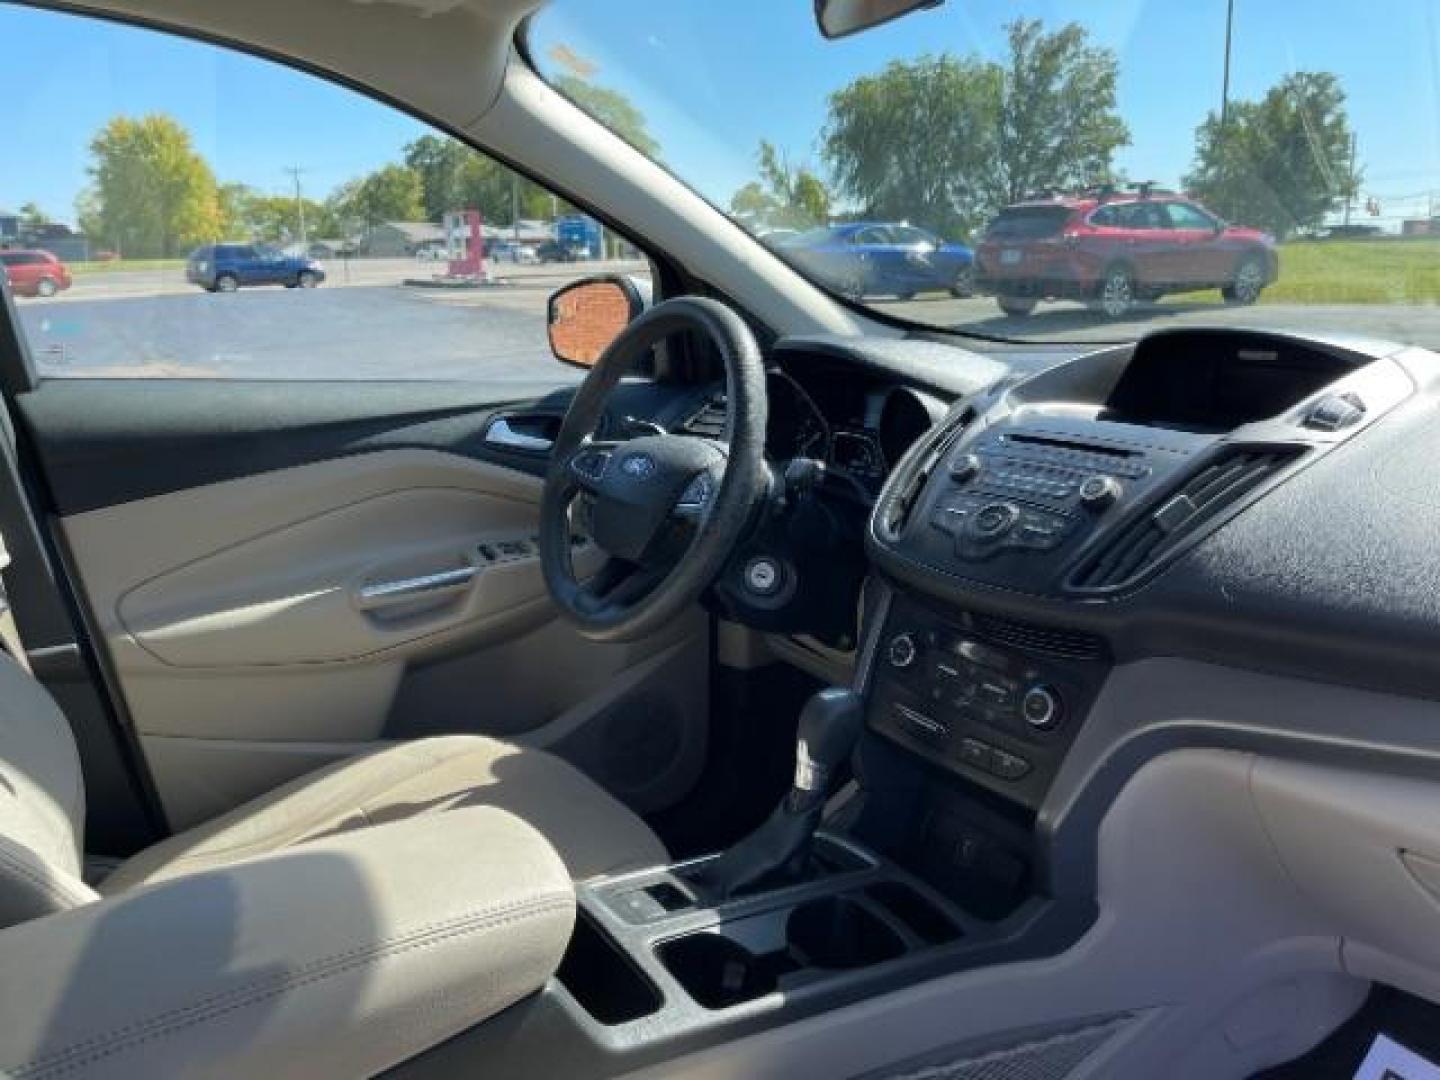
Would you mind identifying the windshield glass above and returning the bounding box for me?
[530,1,1440,347]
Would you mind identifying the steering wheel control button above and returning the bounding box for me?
[972,502,1019,540]
[570,449,611,484]
[948,453,983,483]
[887,632,919,669]
[1078,474,1123,510]
[675,472,714,517]
[1021,685,1063,731]
[743,556,783,597]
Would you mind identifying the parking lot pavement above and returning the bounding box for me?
[16,259,649,382]
[54,257,647,303]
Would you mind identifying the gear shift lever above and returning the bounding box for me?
[696,688,863,900]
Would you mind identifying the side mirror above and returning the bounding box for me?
[815,0,943,40]
[547,276,645,369]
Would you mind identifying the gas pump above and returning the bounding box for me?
[442,209,485,279]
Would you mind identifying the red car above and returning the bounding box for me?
[975,189,1278,319]
[0,249,73,298]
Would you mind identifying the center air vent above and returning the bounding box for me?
[1070,447,1303,592]
[682,395,727,437]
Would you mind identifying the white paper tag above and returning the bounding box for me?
[1354,1034,1440,1080]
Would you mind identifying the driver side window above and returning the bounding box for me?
[2,5,650,382]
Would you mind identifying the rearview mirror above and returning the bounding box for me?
[547,276,645,369]
[814,0,944,40]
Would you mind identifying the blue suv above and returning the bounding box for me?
[186,243,325,292]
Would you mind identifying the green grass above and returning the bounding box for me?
[1167,238,1440,305]
[1261,238,1440,305]
[67,258,185,276]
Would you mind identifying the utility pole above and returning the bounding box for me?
[1342,132,1358,229]
[511,174,520,242]
[1220,0,1235,132]
[285,166,307,246]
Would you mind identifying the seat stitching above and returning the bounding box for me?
[11,891,573,1079]
[0,845,91,909]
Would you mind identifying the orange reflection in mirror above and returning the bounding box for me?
[549,281,633,368]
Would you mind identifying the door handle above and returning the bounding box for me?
[355,566,476,609]
[485,416,554,452]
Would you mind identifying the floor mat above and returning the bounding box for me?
[1255,986,1440,1079]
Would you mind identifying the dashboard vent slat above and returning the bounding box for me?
[968,612,1106,661]
[1071,447,1302,592]
[682,395,728,437]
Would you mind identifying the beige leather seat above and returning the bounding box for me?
[105,732,668,892]
[0,652,669,1076]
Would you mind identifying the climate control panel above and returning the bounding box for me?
[865,596,1109,809]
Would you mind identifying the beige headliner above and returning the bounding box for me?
[44,0,872,338]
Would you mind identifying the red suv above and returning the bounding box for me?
[0,249,73,298]
[975,190,1277,319]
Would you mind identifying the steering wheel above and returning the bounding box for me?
[539,297,769,643]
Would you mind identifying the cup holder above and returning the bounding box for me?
[785,896,906,970]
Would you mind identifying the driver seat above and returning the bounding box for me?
[0,651,668,926]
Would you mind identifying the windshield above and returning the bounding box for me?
[530,1,1440,347]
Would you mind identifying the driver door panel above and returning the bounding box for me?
[15,379,708,831]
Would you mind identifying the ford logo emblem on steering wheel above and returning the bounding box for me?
[620,453,657,480]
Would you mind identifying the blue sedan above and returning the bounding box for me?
[776,223,975,300]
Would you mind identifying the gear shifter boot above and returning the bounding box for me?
[694,688,862,900]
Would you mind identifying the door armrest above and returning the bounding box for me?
[0,808,575,1079]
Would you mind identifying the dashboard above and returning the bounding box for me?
[863,326,1436,816]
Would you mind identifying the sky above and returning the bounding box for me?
[4,0,1440,230]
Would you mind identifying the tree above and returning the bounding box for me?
[552,74,659,159]
[80,114,226,257]
[18,202,50,234]
[984,19,1129,206]
[823,54,999,238]
[331,164,425,232]
[822,21,1128,238]
[403,134,474,221]
[729,141,832,230]
[1184,72,1356,239]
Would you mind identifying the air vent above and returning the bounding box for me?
[880,409,973,538]
[682,395,727,437]
[1070,447,1303,591]
[968,612,1106,661]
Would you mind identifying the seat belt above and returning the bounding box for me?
[0,532,31,673]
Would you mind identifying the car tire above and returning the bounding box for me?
[297,271,319,289]
[1223,255,1266,305]
[215,274,239,293]
[950,264,976,299]
[997,296,1037,318]
[1097,264,1135,318]
[35,278,57,298]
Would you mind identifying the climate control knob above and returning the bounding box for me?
[887,633,919,670]
[1021,685,1063,731]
